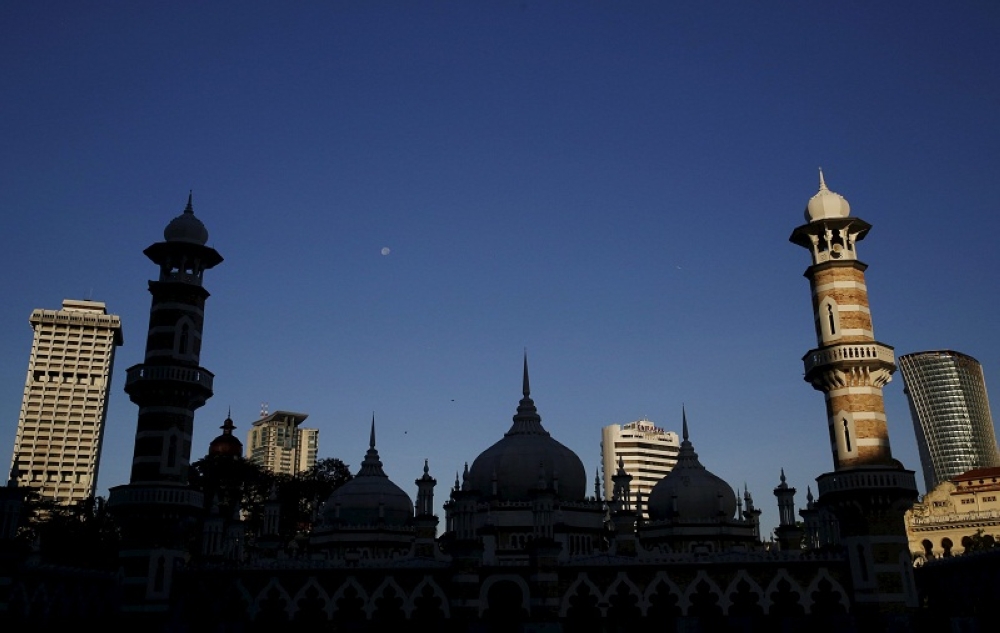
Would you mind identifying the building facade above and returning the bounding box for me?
[9,299,123,505]
[246,410,319,475]
[898,350,1000,491]
[906,466,1000,564]
[601,418,679,517]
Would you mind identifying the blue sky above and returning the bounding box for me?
[2,2,999,535]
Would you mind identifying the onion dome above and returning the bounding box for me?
[805,169,851,222]
[208,411,243,457]
[321,417,414,526]
[164,192,210,245]
[467,355,587,501]
[647,410,737,521]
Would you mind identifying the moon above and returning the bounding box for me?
[380,247,391,256]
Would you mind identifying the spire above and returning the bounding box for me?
[357,414,387,477]
[185,190,194,214]
[818,168,827,192]
[522,349,530,397]
[507,352,548,436]
[682,406,689,442]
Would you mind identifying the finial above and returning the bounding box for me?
[522,349,530,397]
[780,468,786,483]
[369,413,376,449]
[185,190,194,214]
[682,406,689,441]
[423,458,429,475]
[818,168,827,192]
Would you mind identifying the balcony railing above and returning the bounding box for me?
[125,364,214,391]
[803,342,895,375]
[817,469,916,496]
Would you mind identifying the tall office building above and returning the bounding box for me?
[601,418,679,517]
[9,299,123,505]
[246,410,319,475]
[898,350,1000,491]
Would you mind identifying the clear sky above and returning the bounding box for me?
[2,2,999,536]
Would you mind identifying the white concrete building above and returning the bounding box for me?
[601,418,679,518]
[9,299,123,505]
[246,410,319,475]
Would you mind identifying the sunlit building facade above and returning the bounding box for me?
[601,418,679,517]
[246,410,319,475]
[899,350,1000,491]
[9,299,123,505]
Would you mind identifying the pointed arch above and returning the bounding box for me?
[251,577,293,622]
[805,568,849,615]
[723,569,764,616]
[480,574,531,617]
[370,576,408,620]
[682,570,724,617]
[643,571,683,618]
[409,576,450,620]
[330,576,369,622]
[290,576,331,621]
[560,572,605,618]
[764,568,807,616]
[604,571,643,621]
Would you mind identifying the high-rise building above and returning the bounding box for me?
[600,418,678,517]
[246,410,319,475]
[9,299,123,505]
[898,350,1000,491]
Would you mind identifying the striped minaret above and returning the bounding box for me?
[789,171,896,469]
[109,194,223,616]
[790,172,918,616]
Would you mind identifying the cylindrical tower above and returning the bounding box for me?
[789,172,897,470]
[790,173,918,616]
[109,194,223,616]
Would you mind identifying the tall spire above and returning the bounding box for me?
[358,414,387,477]
[818,167,827,192]
[185,190,194,214]
[507,351,548,436]
[522,349,530,397]
[682,405,689,442]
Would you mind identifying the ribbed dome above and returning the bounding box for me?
[208,414,243,458]
[805,170,851,222]
[467,356,587,501]
[321,421,413,526]
[164,193,210,245]
[647,412,737,521]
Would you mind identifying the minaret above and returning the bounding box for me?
[772,469,803,552]
[109,194,223,616]
[790,173,918,614]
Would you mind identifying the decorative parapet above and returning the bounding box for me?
[125,364,214,392]
[910,509,1000,528]
[108,484,204,509]
[817,469,917,497]
[803,343,895,389]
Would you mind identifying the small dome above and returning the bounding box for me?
[164,193,209,245]
[805,170,850,222]
[208,414,243,458]
[467,357,587,501]
[321,421,413,526]
[647,412,737,521]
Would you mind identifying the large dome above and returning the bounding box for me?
[647,412,737,522]
[164,193,210,245]
[208,414,243,458]
[467,357,587,501]
[321,423,413,526]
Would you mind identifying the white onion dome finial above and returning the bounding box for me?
[805,169,851,222]
[164,191,210,245]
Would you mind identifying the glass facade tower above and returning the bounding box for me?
[898,350,1000,491]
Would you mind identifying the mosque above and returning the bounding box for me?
[1,177,989,630]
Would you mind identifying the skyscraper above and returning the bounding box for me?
[9,299,123,505]
[898,350,1000,491]
[246,410,319,475]
[600,418,678,517]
